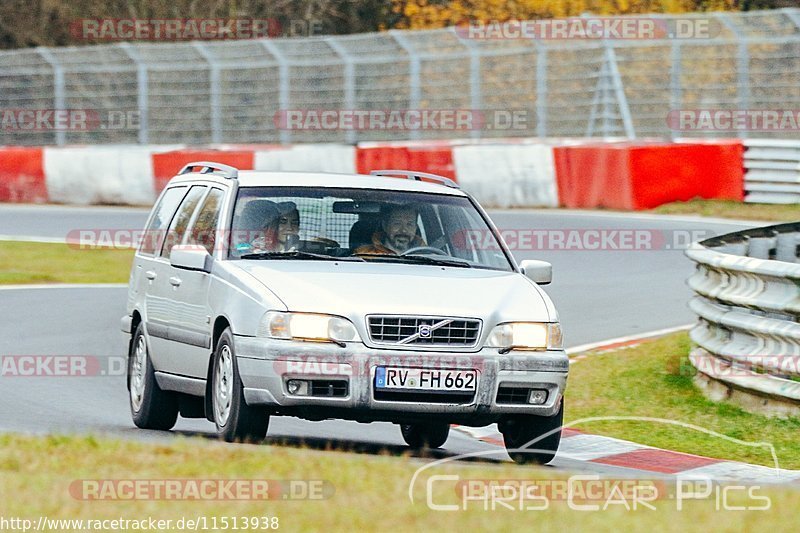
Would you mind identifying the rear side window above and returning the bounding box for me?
[139,187,187,256]
[188,188,224,254]
[160,186,206,258]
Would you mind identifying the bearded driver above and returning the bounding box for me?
[354,203,426,255]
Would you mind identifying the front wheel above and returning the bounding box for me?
[211,328,270,443]
[500,400,563,465]
[128,323,179,430]
[400,422,450,449]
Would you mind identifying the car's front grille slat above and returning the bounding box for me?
[367,315,481,347]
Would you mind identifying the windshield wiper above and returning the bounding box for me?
[240,251,364,262]
[355,253,471,268]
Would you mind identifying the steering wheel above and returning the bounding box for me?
[400,246,448,256]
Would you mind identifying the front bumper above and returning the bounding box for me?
[234,335,568,423]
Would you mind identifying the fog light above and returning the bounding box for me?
[528,389,548,405]
[287,379,310,396]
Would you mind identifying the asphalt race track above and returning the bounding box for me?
[0,204,757,472]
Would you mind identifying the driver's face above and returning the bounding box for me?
[383,209,418,253]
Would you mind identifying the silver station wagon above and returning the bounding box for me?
[122,162,568,464]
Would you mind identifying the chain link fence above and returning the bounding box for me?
[2,9,800,146]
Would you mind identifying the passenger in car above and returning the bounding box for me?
[354,203,426,255]
[233,199,280,255]
[275,201,301,252]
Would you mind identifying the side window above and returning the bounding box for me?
[160,186,206,258]
[139,187,187,256]
[187,188,224,254]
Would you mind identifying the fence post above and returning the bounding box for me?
[605,43,635,139]
[118,43,149,144]
[261,40,291,144]
[670,41,682,141]
[535,41,548,138]
[327,38,356,145]
[390,30,421,141]
[453,28,482,139]
[717,13,750,139]
[36,47,65,146]
[192,42,222,145]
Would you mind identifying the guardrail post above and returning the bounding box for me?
[326,38,357,145]
[747,236,775,259]
[261,40,291,144]
[36,47,65,146]
[118,43,149,144]
[777,233,800,263]
[390,31,421,141]
[192,42,222,145]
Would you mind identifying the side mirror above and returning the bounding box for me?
[519,259,552,285]
[170,245,212,273]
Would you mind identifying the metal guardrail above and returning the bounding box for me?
[685,223,800,414]
[744,139,800,204]
[3,9,800,146]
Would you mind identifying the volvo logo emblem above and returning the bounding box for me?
[418,325,432,338]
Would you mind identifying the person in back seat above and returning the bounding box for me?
[354,203,425,255]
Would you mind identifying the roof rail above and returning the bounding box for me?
[178,161,239,180]
[369,169,459,189]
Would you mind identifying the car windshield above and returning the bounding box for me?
[228,186,513,271]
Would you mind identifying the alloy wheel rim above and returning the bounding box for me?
[214,345,234,426]
[130,336,146,412]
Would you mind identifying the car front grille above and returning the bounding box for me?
[367,315,481,347]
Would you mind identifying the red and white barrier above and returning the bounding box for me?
[0,138,746,209]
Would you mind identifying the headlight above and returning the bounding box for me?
[486,322,562,351]
[258,311,360,344]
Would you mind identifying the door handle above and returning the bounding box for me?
[169,276,182,287]
[145,270,157,280]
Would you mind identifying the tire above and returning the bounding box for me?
[211,328,270,443]
[400,422,450,449]
[500,400,564,465]
[128,323,179,430]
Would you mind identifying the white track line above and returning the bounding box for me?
[566,324,694,355]
[0,283,127,291]
[0,235,69,244]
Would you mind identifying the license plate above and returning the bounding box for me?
[374,367,477,392]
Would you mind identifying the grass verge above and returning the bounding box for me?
[0,241,133,285]
[566,332,800,469]
[0,433,797,531]
[650,199,798,222]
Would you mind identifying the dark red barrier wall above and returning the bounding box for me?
[0,148,47,203]
[553,141,744,210]
[152,150,255,192]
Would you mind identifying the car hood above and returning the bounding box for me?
[232,261,554,324]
